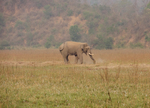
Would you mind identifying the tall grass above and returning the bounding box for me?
[0,49,150,107]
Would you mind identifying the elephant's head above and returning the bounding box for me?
[81,43,96,64]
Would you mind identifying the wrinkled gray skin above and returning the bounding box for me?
[59,41,96,64]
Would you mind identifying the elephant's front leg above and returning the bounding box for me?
[78,54,83,64]
[75,55,78,64]
[63,55,69,64]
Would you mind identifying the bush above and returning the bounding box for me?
[145,35,150,42]
[105,37,113,49]
[116,42,125,48]
[69,25,81,41]
[0,13,5,34]
[43,5,53,19]
[20,0,26,4]
[147,2,150,9]
[17,31,24,37]
[44,35,54,49]
[93,34,114,49]
[15,20,27,30]
[83,11,93,20]
[130,43,144,49]
[99,5,111,14]
[0,41,10,50]
[67,10,73,16]
[34,0,43,9]
[0,13,5,27]
[27,32,33,46]
[44,42,51,49]
[86,19,99,34]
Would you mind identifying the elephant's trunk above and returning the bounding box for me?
[89,55,96,64]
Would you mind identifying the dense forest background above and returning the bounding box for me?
[1,0,150,49]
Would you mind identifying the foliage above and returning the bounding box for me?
[86,20,98,29]
[99,5,111,14]
[0,13,5,34]
[15,20,27,30]
[0,13,5,27]
[145,35,150,42]
[43,5,53,19]
[34,0,43,8]
[93,34,113,49]
[20,0,26,4]
[17,31,24,37]
[106,24,117,34]
[27,32,34,46]
[82,11,93,20]
[147,2,150,9]
[1,0,150,49]
[130,42,144,49]
[67,10,73,16]
[105,37,114,49]
[45,41,51,49]
[115,41,125,48]
[0,41,10,50]
[44,35,54,48]
[69,25,81,41]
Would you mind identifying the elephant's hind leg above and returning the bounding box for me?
[66,55,70,63]
[75,55,78,64]
[63,55,69,64]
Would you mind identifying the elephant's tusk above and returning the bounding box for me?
[89,53,94,55]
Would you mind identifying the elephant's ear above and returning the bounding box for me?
[80,43,88,50]
[59,43,64,51]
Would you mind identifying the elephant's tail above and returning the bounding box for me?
[59,43,65,53]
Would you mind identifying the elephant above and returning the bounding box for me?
[59,41,96,64]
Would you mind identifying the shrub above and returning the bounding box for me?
[147,2,150,9]
[43,5,53,19]
[0,13,5,34]
[34,0,43,9]
[44,35,54,49]
[83,11,93,20]
[27,32,33,46]
[44,42,51,49]
[86,21,95,29]
[94,14,101,19]
[99,5,111,14]
[0,41,10,50]
[67,10,73,16]
[0,13,5,27]
[116,42,125,48]
[17,31,24,37]
[130,43,144,49]
[105,37,113,49]
[15,20,26,30]
[106,24,117,34]
[88,28,95,34]
[145,35,150,42]
[20,0,26,4]
[93,34,106,49]
[86,19,99,34]
[69,25,81,41]
[93,34,114,49]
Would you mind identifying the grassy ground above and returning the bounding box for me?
[0,49,150,107]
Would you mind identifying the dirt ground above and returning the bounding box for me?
[1,60,150,71]
[1,49,150,69]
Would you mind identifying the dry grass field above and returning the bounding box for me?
[0,49,150,107]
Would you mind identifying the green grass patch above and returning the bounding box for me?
[0,64,150,107]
